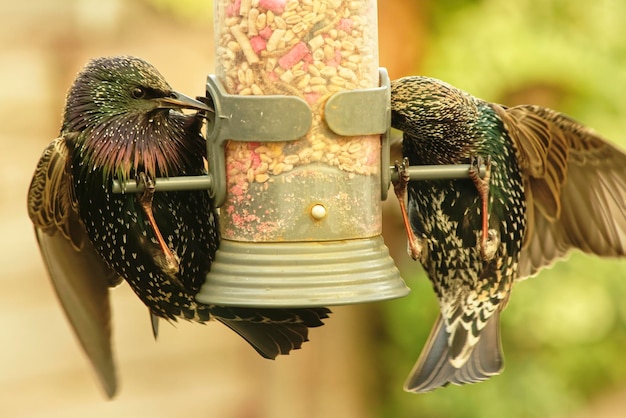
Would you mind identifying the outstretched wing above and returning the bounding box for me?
[498,105,626,279]
[27,136,121,398]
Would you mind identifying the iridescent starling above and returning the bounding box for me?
[391,76,626,393]
[27,56,330,397]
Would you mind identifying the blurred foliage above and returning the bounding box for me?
[379,0,626,417]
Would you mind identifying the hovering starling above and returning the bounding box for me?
[27,56,330,398]
[391,76,626,393]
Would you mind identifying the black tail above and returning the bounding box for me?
[215,307,331,359]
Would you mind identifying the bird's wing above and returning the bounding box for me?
[497,104,626,279]
[27,136,120,398]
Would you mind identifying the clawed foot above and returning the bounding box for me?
[469,156,497,261]
[136,173,180,278]
[393,158,423,261]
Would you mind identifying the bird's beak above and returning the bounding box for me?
[157,91,213,112]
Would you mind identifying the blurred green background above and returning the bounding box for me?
[1,0,624,417]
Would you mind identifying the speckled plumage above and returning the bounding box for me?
[27,56,330,398]
[391,76,626,393]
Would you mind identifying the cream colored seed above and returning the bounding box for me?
[297,74,311,89]
[239,0,252,15]
[284,30,295,43]
[237,69,247,84]
[312,49,325,61]
[265,57,277,72]
[260,154,272,164]
[273,163,285,175]
[338,67,357,80]
[285,14,301,25]
[311,141,325,151]
[245,68,254,85]
[338,154,353,165]
[343,62,358,72]
[299,148,313,160]
[239,87,252,95]
[292,22,307,34]
[302,12,317,23]
[256,162,269,175]
[348,143,362,153]
[284,154,300,165]
[274,16,286,29]
[227,41,241,53]
[248,8,259,35]
[323,44,334,60]
[254,145,271,154]
[309,76,326,85]
[282,163,294,172]
[225,17,239,27]
[256,13,266,31]
[285,0,299,11]
[308,65,320,77]
[311,84,328,94]
[247,168,254,183]
[255,174,269,183]
[341,40,355,51]
[330,76,346,86]
[267,29,285,51]
[320,66,337,77]
[266,10,274,24]
[308,34,325,50]
[328,84,343,92]
[329,144,341,153]
[250,83,263,96]
[311,150,324,161]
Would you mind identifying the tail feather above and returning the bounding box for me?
[216,307,331,359]
[404,313,504,393]
[217,320,309,359]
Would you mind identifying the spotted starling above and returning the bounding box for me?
[391,76,626,393]
[27,56,330,398]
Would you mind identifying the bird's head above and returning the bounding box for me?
[62,56,211,183]
[62,56,210,133]
[391,76,482,164]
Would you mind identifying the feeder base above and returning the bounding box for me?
[195,236,409,307]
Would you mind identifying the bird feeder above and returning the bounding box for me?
[195,0,409,307]
[110,0,485,307]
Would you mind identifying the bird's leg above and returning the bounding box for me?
[468,156,497,261]
[136,173,180,276]
[393,158,423,261]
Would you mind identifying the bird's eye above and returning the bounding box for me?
[131,87,146,99]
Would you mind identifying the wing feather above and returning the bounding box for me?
[27,136,119,398]
[497,105,626,278]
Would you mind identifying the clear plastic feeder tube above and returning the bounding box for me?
[215,0,382,242]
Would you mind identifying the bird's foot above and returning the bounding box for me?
[136,173,180,277]
[393,158,423,261]
[480,229,499,261]
[469,156,495,261]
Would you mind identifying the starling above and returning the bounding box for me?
[27,56,330,398]
[390,76,626,393]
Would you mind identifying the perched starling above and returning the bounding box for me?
[27,56,330,398]
[391,76,626,393]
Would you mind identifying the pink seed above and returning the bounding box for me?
[278,42,309,69]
